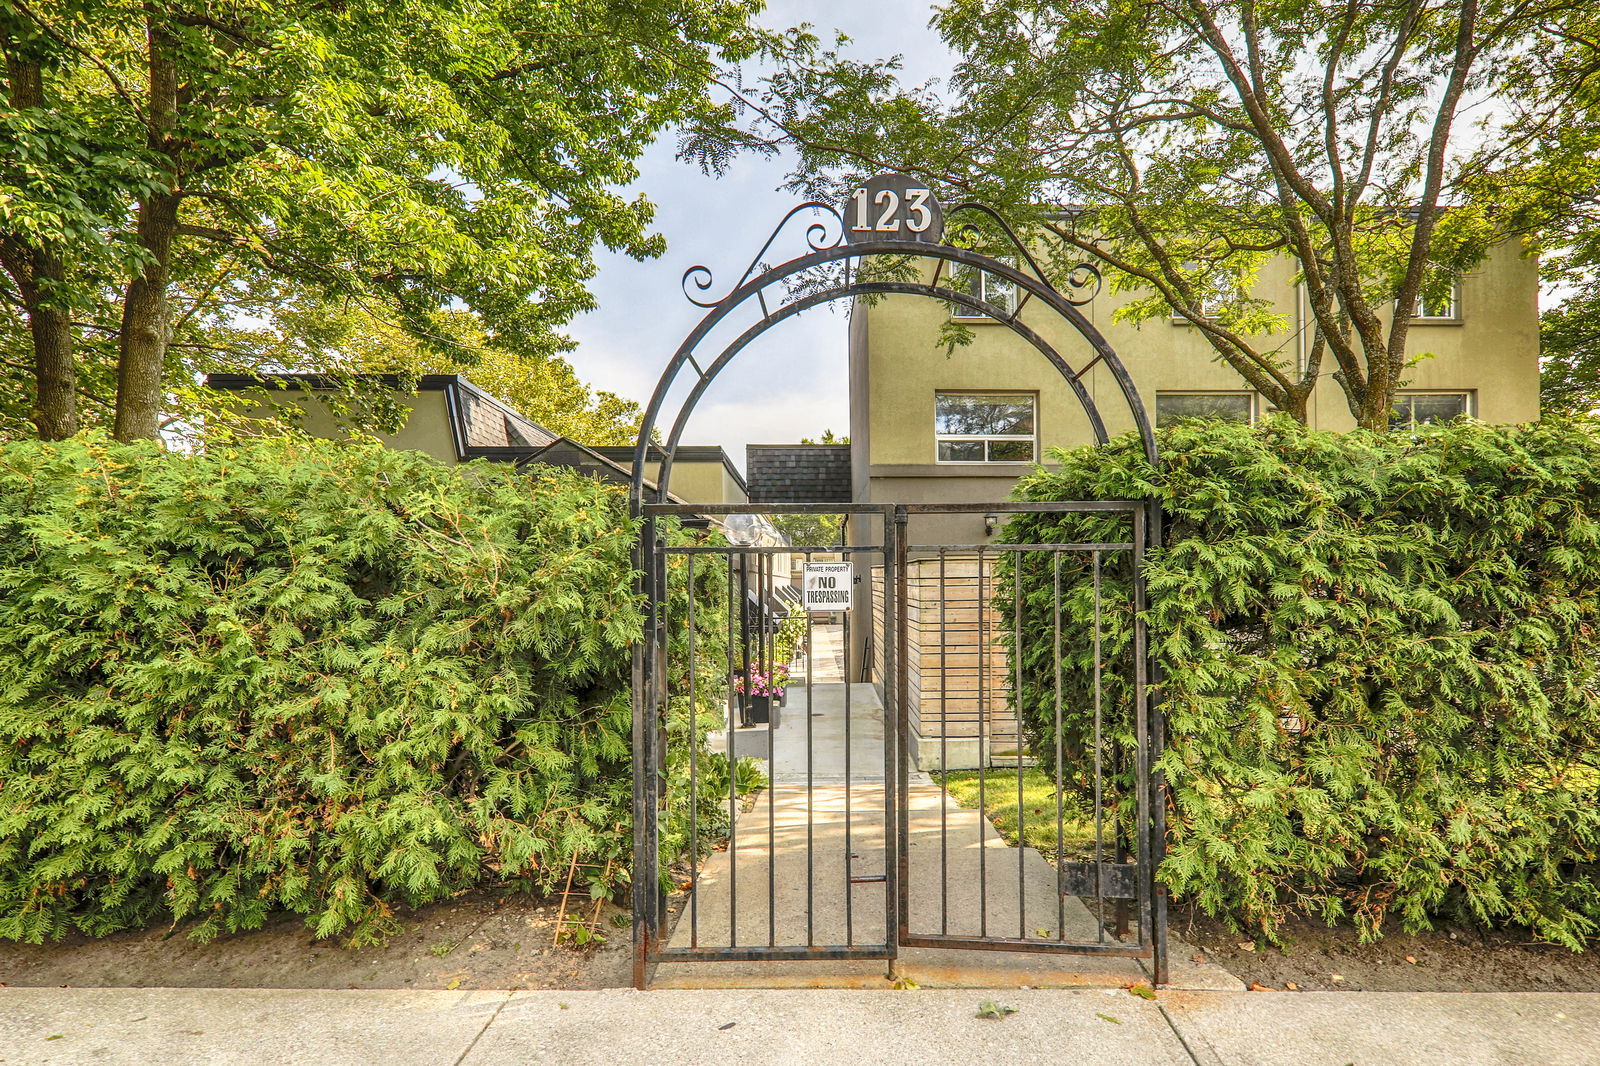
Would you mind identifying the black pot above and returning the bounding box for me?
[746,693,773,724]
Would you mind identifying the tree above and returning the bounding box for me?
[1487,16,1600,417]
[689,1,1591,428]
[800,428,847,444]
[768,511,848,548]
[1540,292,1600,416]
[193,298,646,446]
[1,0,763,441]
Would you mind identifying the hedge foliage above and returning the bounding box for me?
[1004,418,1600,948]
[0,435,736,945]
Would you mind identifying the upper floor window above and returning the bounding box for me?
[1172,262,1234,322]
[1155,391,1257,427]
[935,392,1036,462]
[1409,279,1460,321]
[951,259,1019,319]
[1390,390,1472,429]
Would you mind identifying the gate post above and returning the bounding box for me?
[1147,497,1171,987]
[630,515,654,991]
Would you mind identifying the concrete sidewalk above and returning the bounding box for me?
[2,986,1596,1065]
[691,680,1239,991]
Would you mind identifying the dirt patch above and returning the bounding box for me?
[1173,903,1600,993]
[0,891,632,991]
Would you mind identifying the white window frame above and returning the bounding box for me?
[1390,390,1473,429]
[1154,390,1259,427]
[1408,279,1461,322]
[1171,263,1233,323]
[934,391,1037,464]
[950,258,1019,320]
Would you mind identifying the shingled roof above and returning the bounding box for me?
[745,444,852,504]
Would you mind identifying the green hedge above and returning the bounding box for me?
[0,435,733,944]
[1004,418,1600,947]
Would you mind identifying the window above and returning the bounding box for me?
[951,259,1018,319]
[1390,391,1471,429]
[1172,263,1232,322]
[1409,280,1460,321]
[1155,392,1257,427]
[935,392,1035,462]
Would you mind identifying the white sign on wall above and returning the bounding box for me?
[802,561,854,612]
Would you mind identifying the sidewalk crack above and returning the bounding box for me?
[1156,1002,1226,1066]
[452,991,515,1066]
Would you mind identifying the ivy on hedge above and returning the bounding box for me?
[0,435,735,944]
[1003,418,1600,948]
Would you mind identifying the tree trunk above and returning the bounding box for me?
[1275,388,1310,424]
[3,35,77,439]
[112,17,179,443]
[112,191,179,442]
[1355,363,1396,431]
[28,262,77,440]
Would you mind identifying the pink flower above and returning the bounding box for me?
[733,665,789,697]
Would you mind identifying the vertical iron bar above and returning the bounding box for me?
[1054,549,1065,942]
[686,554,698,948]
[805,550,815,948]
[1015,548,1026,940]
[977,544,988,938]
[1093,549,1105,942]
[763,552,776,948]
[844,604,854,946]
[893,508,911,954]
[629,516,653,989]
[938,548,949,935]
[726,551,738,947]
[739,558,750,729]
[1133,506,1153,951]
[655,534,670,935]
[1149,499,1170,985]
[884,509,902,972]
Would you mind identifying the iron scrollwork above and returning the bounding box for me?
[945,201,1102,306]
[679,189,1102,311]
[681,201,845,309]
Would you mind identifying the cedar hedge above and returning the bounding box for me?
[0,435,737,945]
[1003,418,1600,948]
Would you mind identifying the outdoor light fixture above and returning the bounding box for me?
[984,513,998,537]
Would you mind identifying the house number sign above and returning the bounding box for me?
[844,173,944,245]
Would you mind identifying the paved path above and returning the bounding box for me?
[683,681,1239,990]
[3,986,1596,1065]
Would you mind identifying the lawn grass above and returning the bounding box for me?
[935,768,1104,861]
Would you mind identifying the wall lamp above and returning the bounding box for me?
[984,513,998,537]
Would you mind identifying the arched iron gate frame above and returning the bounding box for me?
[628,196,1168,989]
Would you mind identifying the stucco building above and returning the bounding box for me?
[841,241,1539,545]
[768,240,1543,769]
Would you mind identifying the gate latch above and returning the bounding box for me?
[1059,861,1138,899]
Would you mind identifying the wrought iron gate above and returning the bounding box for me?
[631,500,1165,987]
[625,174,1169,988]
[632,502,898,974]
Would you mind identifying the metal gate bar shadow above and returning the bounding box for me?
[651,680,1240,991]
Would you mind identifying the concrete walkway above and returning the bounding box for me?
[686,681,1239,990]
[4,986,1596,1065]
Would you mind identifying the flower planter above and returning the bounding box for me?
[733,665,789,726]
[746,693,777,726]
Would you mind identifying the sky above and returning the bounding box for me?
[564,1,953,473]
